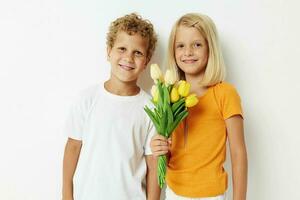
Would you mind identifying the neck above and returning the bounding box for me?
[185,72,208,96]
[104,77,140,96]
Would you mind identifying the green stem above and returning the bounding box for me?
[157,154,167,188]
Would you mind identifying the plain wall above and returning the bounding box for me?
[0,0,300,199]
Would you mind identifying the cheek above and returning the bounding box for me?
[199,49,208,62]
[204,52,209,64]
[175,57,181,65]
[136,58,147,67]
[175,51,181,62]
[108,51,118,61]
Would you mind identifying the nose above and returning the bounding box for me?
[184,47,193,56]
[123,52,134,63]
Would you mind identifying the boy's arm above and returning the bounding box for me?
[145,155,161,200]
[226,115,248,200]
[62,138,82,200]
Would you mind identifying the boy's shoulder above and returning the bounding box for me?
[139,88,153,105]
[139,88,151,99]
[72,84,101,109]
[79,85,152,106]
[77,84,101,100]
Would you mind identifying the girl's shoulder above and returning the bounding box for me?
[211,81,240,99]
[213,81,237,91]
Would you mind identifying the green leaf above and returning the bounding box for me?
[171,98,185,113]
[168,110,188,134]
[161,110,167,137]
[157,82,164,106]
[157,155,167,188]
[144,106,162,133]
[163,85,170,105]
[154,108,161,119]
[174,103,186,118]
[166,104,174,137]
[167,85,172,93]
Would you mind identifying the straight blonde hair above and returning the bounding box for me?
[167,13,226,86]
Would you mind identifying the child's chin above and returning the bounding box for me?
[119,76,138,83]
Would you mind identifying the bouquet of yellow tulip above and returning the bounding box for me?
[144,64,199,188]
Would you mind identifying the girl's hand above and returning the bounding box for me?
[150,134,171,157]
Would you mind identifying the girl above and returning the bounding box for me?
[151,13,248,200]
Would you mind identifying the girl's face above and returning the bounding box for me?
[174,25,208,77]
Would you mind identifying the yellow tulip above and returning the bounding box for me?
[185,94,199,107]
[151,85,159,102]
[164,69,176,85]
[150,64,163,82]
[178,80,191,97]
[170,87,180,103]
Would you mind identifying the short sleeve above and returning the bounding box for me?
[217,83,243,120]
[144,118,156,155]
[143,98,157,155]
[64,94,86,140]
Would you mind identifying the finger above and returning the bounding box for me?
[167,138,172,149]
[153,134,168,141]
[152,145,169,152]
[153,150,169,157]
[151,137,166,145]
[153,140,168,146]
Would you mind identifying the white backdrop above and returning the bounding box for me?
[1,0,300,199]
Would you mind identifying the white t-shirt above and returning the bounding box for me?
[65,84,156,200]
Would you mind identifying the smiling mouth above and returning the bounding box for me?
[119,64,135,71]
[182,59,198,64]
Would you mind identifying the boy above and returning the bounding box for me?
[62,13,160,200]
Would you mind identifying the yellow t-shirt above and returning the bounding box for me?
[166,82,243,197]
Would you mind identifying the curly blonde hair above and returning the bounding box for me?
[106,13,157,61]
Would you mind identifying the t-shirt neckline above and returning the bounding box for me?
[100,82,144,101]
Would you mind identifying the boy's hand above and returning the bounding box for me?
[62,197,73,200]
[150,134,171,157]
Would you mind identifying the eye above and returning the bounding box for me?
[134,51,144,57]
[194,42,202,48]
[118,47,126,52]
[176,44,184,49]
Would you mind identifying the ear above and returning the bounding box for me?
[107,47,111,61]
[144,57,150,69]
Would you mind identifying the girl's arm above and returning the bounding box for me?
[145,155,161,200]
[62,138,82,200]
[226,115,248,200]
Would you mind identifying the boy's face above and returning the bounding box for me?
[107,31,149,84]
